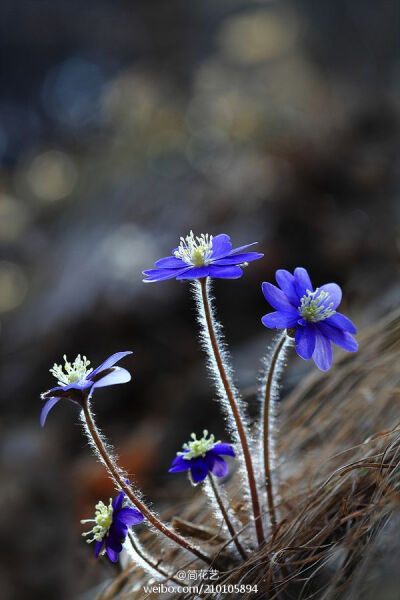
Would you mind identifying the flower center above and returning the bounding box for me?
[50,354,92,386]
[179,430,220,460]
[81,499,114,545]
[299,288,336,322]
[174,231,213,266]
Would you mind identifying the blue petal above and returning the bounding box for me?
[106,530,125,550]
[40,385,64,398]
[112,491,125,512]
[155,256,187,269]
[297,318,308,326]
[117,507,144,525]
[275,269,299,306]
[319,283,342,309]
[228,242,258,255]
[41,387,86,405]
[40,397,61,427]
[94,540,103,558]
[176,266,210,280]
[312,330,333,371]
[262,282,298,312]
[109,520,128,541]
[211,234,232,259]
[294,268,313,298]
[208,455,229,478]
[171,452,188,464]
[325,312,357,334]
[190,458,209,482]
[62,379,93,391]
[261,311,298,329]
[207,265,243,279]
[142,267,191,282]
[295,326,316,360]
[91,367,131,392]
[169,455,190,473]
[89,351,132,380]
[210,443,235,457]
[105,543,121,562]
[212,252,263,265]
[317,322,358,352]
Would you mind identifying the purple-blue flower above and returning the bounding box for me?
[81,487,144,563]
[261,268,358,371]
[143,231,263,282]
[40,351,132,427]
[169,430,235,483]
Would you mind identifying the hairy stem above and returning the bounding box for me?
[207,473,248,560]
[198,277,265,548]
[262,332,287,538]
[82,401,212,565]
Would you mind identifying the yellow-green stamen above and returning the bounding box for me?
[179,430,220,460]
[50,354,92,386]
[81,499,113,545]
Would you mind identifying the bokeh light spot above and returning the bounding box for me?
[218,10,299,65]
[0,194,31,241]
[0,261,28,312]
[26,150,78,202]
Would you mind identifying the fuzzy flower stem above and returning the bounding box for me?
[199,278,265,548]
[81,401,212,566]
[207,473,248,560]
[262,331,288,538]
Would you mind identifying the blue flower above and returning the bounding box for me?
[261,268,358,371]
[81,487,144,563]
[169,430,235,483]
[143,231,263,282]
[40,351,132,427]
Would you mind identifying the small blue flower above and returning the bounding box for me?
[81,487,144,563]
[143,231,263,282]
[261,268,358,371]
[40,351,132,427]
[169,430,235,483]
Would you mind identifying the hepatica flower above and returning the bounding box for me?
[143,231,263,282]
[169,430,235,483]
[261,268,358,371]
[40,351,132,427]
[81,488,143,562]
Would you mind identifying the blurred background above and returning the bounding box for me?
[0,0,399,598]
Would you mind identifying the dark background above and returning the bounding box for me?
[0,1,399,598]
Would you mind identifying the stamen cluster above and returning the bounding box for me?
[81,499,114,544]
[50,354,92,386]
[299,289,336,322]
[174,231,214,266]
[179,430,220,460]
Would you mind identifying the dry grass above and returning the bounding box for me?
[95,308,400,599]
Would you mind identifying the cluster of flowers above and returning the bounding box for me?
[40,231,357,563]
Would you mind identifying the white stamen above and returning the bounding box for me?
[174,231,214,266]
[299,288,336,322]
[81,499,113,546]
[50,354,92,386]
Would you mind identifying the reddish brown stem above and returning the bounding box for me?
[199,278,265,548]
[82,401,212,565]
